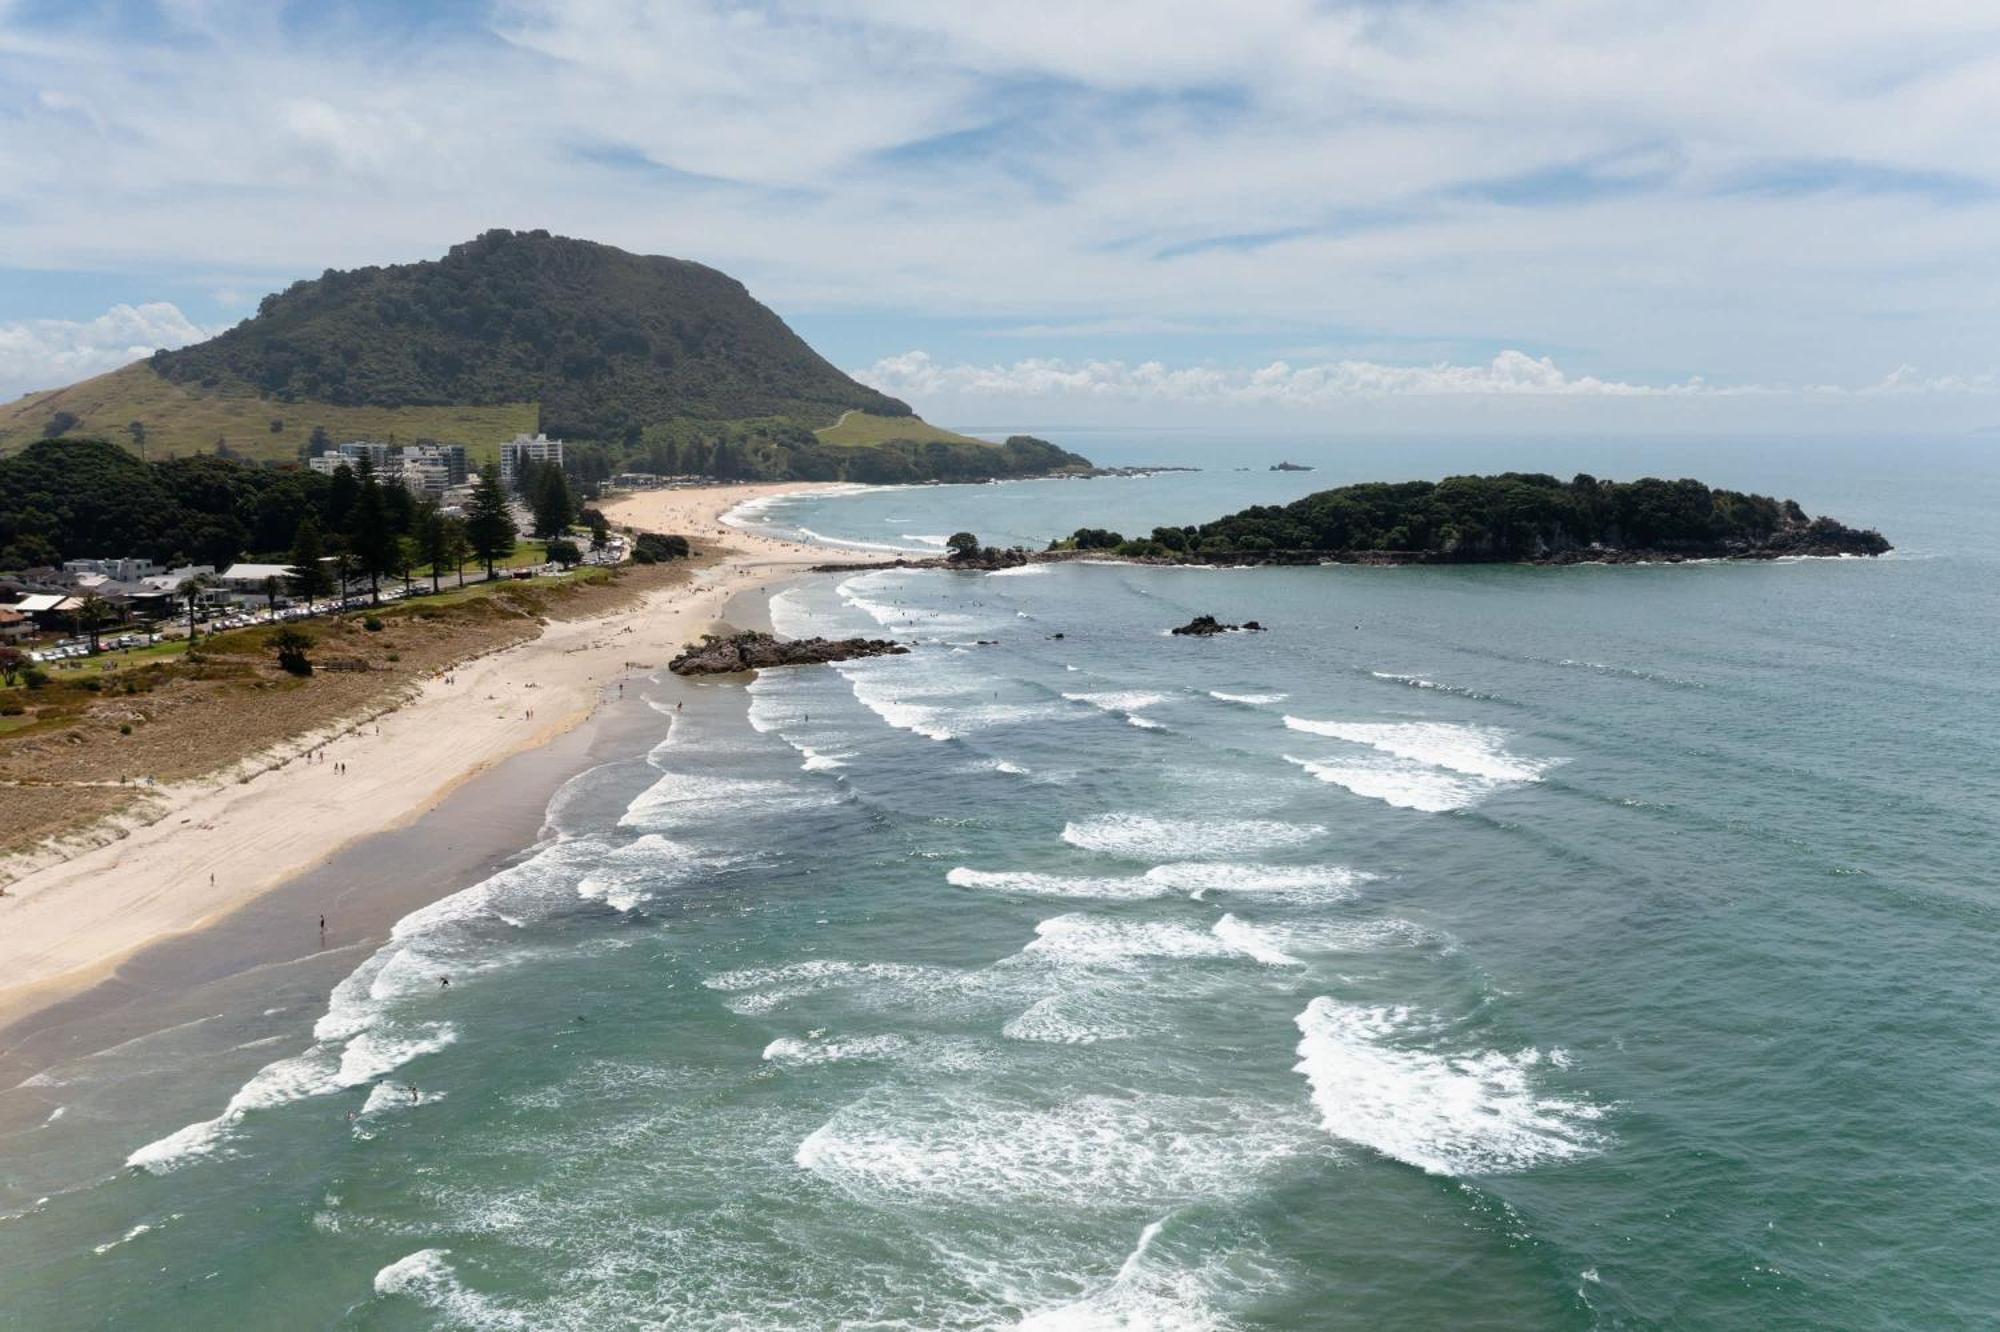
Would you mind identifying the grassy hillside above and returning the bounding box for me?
[814,410,987,448]
[150,229,909,440]
[0,362,535,462]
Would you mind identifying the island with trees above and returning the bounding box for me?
[1041,472,1890,565]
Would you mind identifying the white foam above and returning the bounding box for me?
[1143,861,1366,904]
[1062,814,1324,859]
[92,1221,158,1256]
[761,1033,911,1067]
[1293,998,1606,1176]
[1283,718,1557,783]
[1208,690,1288,705]
[1285,754,1490,813]
[703,960,968,1017]
[1017,1217,1231,1332]
[1371,672,1493,700]
[1001,994,1132,1044]
[796,1089,1303,1209]
[127,1022,456,1173]
[1064,690,1172,713]
[619,771,835,828]
[373,1248,528,1328]
[948,866,1171,900]
[1210,914,1302,966]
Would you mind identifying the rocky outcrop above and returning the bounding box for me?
[1170,615,1266,636]
[669,631,907,675]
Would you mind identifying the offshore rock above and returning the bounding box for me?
[669,631,908,675]
[1170,615,1266,636]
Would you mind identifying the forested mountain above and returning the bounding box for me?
[149,230,909,441]
[1073,473,1890,562]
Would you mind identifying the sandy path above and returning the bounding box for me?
[0,481,867,1028]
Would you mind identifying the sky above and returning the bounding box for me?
[2,0,1999,433]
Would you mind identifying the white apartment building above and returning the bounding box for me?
[498,432,564,489]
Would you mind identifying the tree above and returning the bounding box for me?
[442,516,472,588]
[531,464,575,539]
[325,461,360,529]
[586,509,609,552]
[545,538,581,569]
[946,532,981,560]
[308,425,332,456]
[44,410,80,438]
[266,626,315,675]
[262,575,282,619]
[416,499,448,594]
[332,549,358,604]
[176,574,211,649]
[74,593,117,653]
[465,464,517,578]
[126,420,148,456]
[347,456,395,605]
[395,535,419,595]
[0,645,26,685]
[288,515,335,606]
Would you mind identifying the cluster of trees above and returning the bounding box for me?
[149,229,909,439]
[628,422,1090,484]
[0,437,535,597]
[0,437,346,569]
[1058,474,1826,560]
[286,457,518,605]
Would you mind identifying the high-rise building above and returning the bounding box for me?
[499,433,564,490]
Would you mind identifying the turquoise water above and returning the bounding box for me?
[2,433,1997,1328]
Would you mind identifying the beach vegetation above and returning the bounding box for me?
[946,532,981,560]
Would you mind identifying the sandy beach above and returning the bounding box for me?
[0,481,865,1034]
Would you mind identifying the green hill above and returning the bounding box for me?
[0,231,1088,480]
[147,229,909,442]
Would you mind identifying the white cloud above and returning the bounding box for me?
[2,1,2000,424]
[0,303,214,399]
[855,348,1756,405]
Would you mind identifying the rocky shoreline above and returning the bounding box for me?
[669,631,908,675]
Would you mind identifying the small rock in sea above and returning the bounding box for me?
[1051,632,1066,640]
[1169,614,1267,636]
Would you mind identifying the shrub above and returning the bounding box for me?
[363,615,385,632]
[545,538,582,569]
[266,626,316,675]
[630,531,690,564]
[119,723,133,735]
[0,701,24,716]
[22,665,50,690]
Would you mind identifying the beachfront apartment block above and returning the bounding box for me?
[499,432,564,490]
[309,441,469,495]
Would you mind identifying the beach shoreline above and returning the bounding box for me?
[0,480,865,1042]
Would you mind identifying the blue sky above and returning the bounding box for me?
[3,0,1999,432]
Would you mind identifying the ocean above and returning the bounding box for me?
[2,431,1996,1329]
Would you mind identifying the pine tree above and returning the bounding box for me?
[465,465,517,578]
[288,515,335,604]
[531,464,575,539]
[417,499,448,594]
[348,456,396,605]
